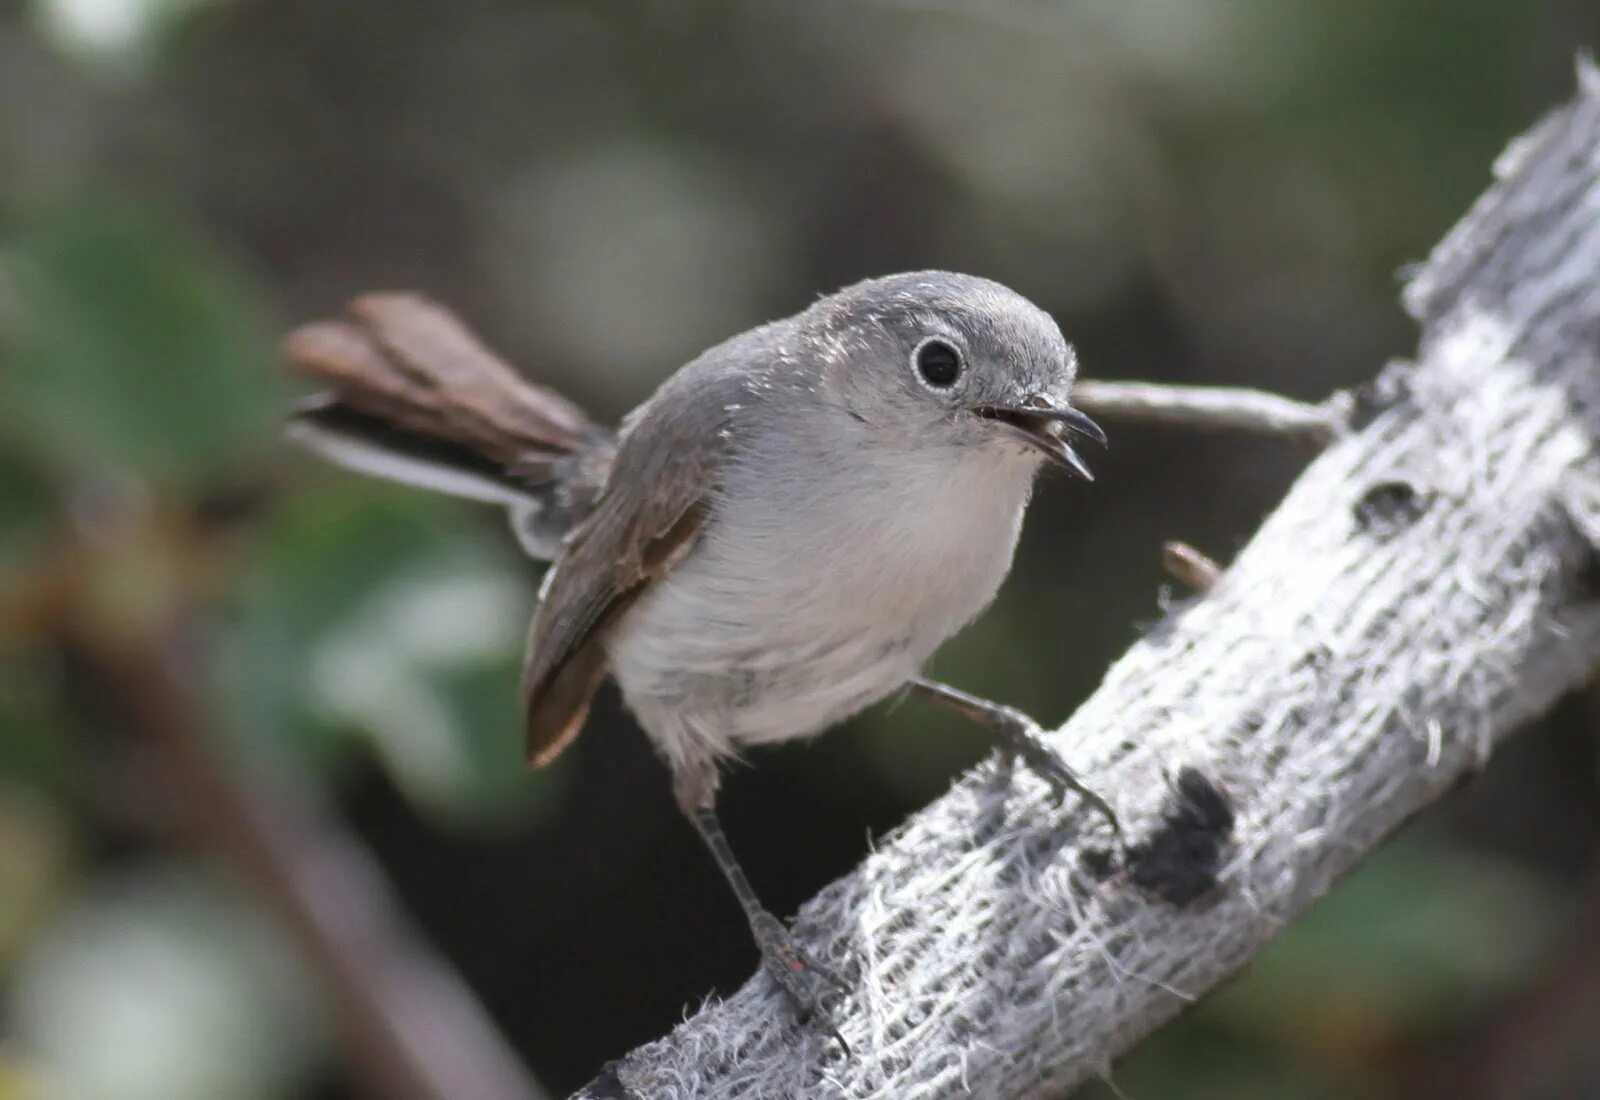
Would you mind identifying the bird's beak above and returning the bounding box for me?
[976,394,1106,480]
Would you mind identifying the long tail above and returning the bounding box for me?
[283,293,614,558]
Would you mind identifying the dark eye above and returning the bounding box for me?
[914,338,963,388]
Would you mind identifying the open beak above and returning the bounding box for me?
[976,395,1106,480]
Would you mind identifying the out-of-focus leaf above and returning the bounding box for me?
[215,483,482,772]
[0,656,76,794]
[233,484,474,643]
[306,560,562,826]
[0,448,54,577]
[6,861,324,1100]
[217,480,557,824]
[1083,1023,1354,1100]
[0,787,75,968]
[1,195,281,492]
[1203,837,1562,1054]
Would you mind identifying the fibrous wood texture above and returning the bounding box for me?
[577,67,1600,1100]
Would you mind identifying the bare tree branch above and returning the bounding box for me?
[575,64,1600,1100]
[1071,379,1352,444]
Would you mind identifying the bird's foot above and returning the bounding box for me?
[992,706,1120,836]
[908,678,1121,836]
[750,909,850,1053]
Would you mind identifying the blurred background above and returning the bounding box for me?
[2,1,1600,1097]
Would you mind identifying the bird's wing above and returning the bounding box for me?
[520,367,740,765]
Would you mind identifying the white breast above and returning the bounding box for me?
[607,429,1039,773]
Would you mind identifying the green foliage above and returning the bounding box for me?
[1,194,281,491]
[0,443,54,574]
[0,659,77,796]
[217,482,562,824]
[1209,839,1559,1037]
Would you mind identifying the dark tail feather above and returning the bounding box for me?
[284,293,614,559]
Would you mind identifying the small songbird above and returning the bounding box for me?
[284,271,1114,1038]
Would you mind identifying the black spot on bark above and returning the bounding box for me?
[1567,542,1600,602]
[1354,480,1429,535]
[1557,504,1600,601]
[1126,767,1235,906]
[1079,845,1117,880]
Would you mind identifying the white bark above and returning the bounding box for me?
[1071,379,1352,444]
[575,66,1600,1100]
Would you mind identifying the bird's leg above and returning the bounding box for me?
[908,676,1120,834]
[674,765,849,1049]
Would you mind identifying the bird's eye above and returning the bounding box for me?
[914,338,963,389]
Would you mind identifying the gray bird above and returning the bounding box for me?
[284,271,1115,1039]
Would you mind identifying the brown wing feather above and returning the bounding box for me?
[520,362,739,764]
[520,620,617,766]
[520,516,702,764]
[521,494,713,763]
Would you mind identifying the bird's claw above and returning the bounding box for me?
[998,713,1121,837]
[750,911,850,1053]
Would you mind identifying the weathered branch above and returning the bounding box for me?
[1072,379,1352,444]
[577,65,1600,1099]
